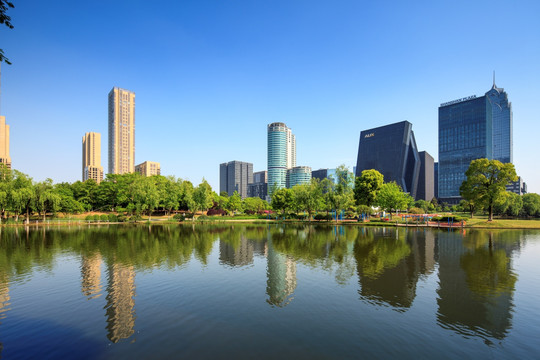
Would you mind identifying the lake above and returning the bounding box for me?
[0,224,539,359]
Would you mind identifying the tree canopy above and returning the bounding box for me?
[460,159,517,221]
[0,0,14,64]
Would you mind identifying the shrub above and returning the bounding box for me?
[408,207,423,215]
[184,212,194,219]
[207,208,227,216]
[100,214,109,221]
[173,213,185,222]
[85,215,93,221]
[431,215,464,222]
[108,214,118,222]
[314,213,333,221]
[197,215,210,222]
[117,215,127,223]
[93,215,100,221]
[129,214,142,222]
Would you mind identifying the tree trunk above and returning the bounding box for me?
[488,204,493,221]
[469,205,474,219]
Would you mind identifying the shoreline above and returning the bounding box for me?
[2,218,540,230]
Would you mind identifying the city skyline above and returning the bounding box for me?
[1,1,539,192]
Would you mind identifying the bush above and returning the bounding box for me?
[184,212,194,219]
[197,215,210,222]
[117,215,127,223]
[173,213,185,222]
[85,215,93,221]
[314,213,333,221]
[408,207,423,215]
[100,214,109,221]
[93,215,100,221]
[129,214,142,222]
[207,208,227,216]
[108,214,118,222]
[431,215,465,222]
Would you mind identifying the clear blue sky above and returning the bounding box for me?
[1,0,539,193]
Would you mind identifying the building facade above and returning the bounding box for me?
[0,116,11,169]
[267,122,296,196]
[355,121,421,199]
[108,87,135,174]
[286,166,312,188]
[506,176,527,196]
[434,162,439,199]
[417,151,434,201]
[82,132,104,183]
[438,82,512,204]
[135,161,161,177]
[247,170,268,200]
[220,160,253,198]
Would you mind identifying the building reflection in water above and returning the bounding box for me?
[355,228,435,310]
[219,235,254,267]
[81,254,103,299]
[266,232,297,307]
[0,272,9,321]
[105,263,136,343]
[436,230,518,340]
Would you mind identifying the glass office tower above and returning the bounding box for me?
[438,81,512,204]
[438,96,491,203]
[267,122,296,197]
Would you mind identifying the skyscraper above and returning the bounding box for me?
[286,166,312,188]
[220,160,253,198]
[82,132,104,183]
[355,121,421,199]
[267,122,296,196]
[108,87,135,174]
[417,151,434,201]
[0,116,10,169]
[438,80,512,204]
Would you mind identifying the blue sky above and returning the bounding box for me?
[1,0,539,193]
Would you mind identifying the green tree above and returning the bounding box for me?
[226,191,242,214]
[192,179,213,217]
[377,182,412,218]
[271,188,294,216]
[522,193,540,217]
[0,163,13,219]
[354,169,384,209]
[9,170,35,223]
[460,159,517,221]
[328,165,355,222]
[292,179,323,221]
[0,0,14,64]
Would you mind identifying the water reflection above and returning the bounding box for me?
[81,254,102,300]
[105,263,136,343]
[436,230,518,340]
[0,224,529,347]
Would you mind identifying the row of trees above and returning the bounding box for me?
[271,166,415,220]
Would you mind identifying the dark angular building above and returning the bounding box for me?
[438,81,512,204]
[355,121,421,199]
[417,151,434,201]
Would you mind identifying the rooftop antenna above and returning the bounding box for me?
[493,70,496,88]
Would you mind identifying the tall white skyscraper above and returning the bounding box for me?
[267,122,297,196]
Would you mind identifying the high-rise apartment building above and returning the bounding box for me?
[0,116,10,169]
[267,122,296,196]
[355,121,421,199]
[220,160,253,198]
[438,80,512,204]
[135,161,160,177]
[82,132,104,183]
[108,87,135,174]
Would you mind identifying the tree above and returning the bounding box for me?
[328,165,355,222]
[271,188,294,216]
[0,0,14,64]
[522,193,540,217]
[192,179,213,217]
[9,170,34,223]
[376,182,412,218]
[460,159,517,221]
[354,169,384,209]
[226,191,242,214]
[292,179,323,221]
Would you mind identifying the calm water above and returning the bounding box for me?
[0,224,539,359]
